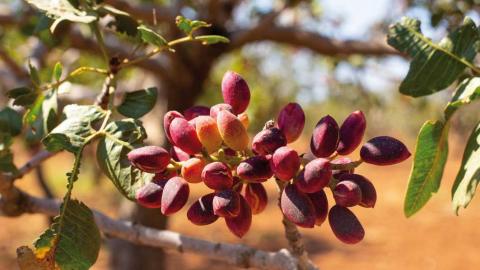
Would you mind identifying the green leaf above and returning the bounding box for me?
[43,105,105,153]
[42,89,59,134]
[387,17,480,97]
[175,16,211,35]
[34,200,100,270]
[0,107,22,136]
[444,77,480,120]
[195,35,229,45]
[451,121,480,214]
[24,94,46,126]
[28,61,41,86]
[34,14,53,34]
[117,87,157,118]
[97,119,154,200]
[176,16,192,34]
[0,132,17,173]
[33,140,100,269]
[0,150,17,173]
[404,120,450,217]
[8,87,38,106]
[137,25,168,47]
[101,5,139,38]
[22,90,59,140]
[26,0,96,25]
[53,62,63,82]
[190,20,211,30]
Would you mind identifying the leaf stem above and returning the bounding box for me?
[40,67,108,91]
[118,36,194,69]
[329,160,363,171]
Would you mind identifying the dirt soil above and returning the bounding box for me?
[1,138,479,270]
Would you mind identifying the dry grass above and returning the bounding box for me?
[1,137,479,270]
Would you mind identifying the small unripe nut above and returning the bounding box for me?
[187,193,218,225]
[135,179,168,208]
[337,110,366,155]
[127,146,170,173]
[277,103,305,143]
[360,136,411,165]
[184,105,210,120]
[221,71,250,114]
[210,103,234,119]
[307,189,329,226]
[252,127,287,155]
[333,180,362,207]
[310,115,339,158]
[328,205,365,244]
[169,117,203,155]
[213,189,241,218]
[281,183,316,228]
[337,174,377,208]
[201,162,233,190]
[237,156,273,182]
[295,158,332,193]
[225,196,252,238]
[161,176,190,215]
[244,183,268,214]
[270,146,300,181]
[217,110,249,151]
[163,111,184,144]
[181,157,206,183]
[195,115,223,153]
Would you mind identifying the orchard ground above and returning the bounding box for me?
[1,134,477,270]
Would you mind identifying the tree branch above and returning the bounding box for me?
[4,190,318,270]
[11,150,55,182]
[229,26,400,56]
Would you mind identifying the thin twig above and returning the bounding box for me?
[10,150,55,183]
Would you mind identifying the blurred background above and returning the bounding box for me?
[1,0,480,269]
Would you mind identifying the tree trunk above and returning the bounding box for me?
[108,204,169,270]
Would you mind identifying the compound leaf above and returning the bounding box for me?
[387,17,480,97]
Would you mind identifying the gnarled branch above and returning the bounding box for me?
[4,190,318,270]
[230,26,400,56]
